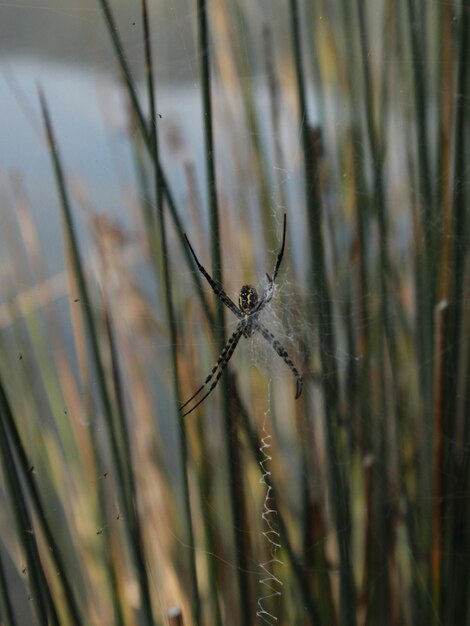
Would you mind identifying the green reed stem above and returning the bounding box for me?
[0,550,18,626]
[282,6,329,609]
[443,4,469,623]
[103,301,158,626]
[197,0,222,291]
[405,0,436,410]
[194,417,224,626]
[431,301,448,623]
[405,0,435,244]
[0,380,60,626]
[0,378,85,626]
[339,0,373,534]
[231,1,272,238]
[196,1,253,622]
[289,1,356,623]
[141,1,201,623]
[94,444,127,626]
[356,3,395,620]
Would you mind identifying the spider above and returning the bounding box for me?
[181,214,302,417]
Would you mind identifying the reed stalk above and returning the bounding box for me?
[196,1,253,622]
[141,1,200,623]
[289,1,356,623]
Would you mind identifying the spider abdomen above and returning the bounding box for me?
[239,284,258,313]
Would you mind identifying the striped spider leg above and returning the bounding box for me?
[180,326,243,417]
[183,234,243,320]
[254,213,287,311]
[252,319,303,399]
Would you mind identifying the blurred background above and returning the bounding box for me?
[0,1,468,625]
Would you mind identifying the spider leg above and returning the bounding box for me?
[181,327,243,417]
[184,234,243,319]
[254,320,303,399]
[256,214,287,311]
[270,213,286,284]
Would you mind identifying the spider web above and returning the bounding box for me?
[256,383,284,626]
